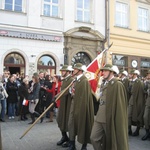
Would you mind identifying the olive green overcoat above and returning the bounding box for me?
[0,123,2,150]
[132,79,145,125]
[73,75,94,144]
[106,78,129,150]
[57,75,74,132]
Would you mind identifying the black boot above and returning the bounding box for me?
[128,125,132,136]
[57,132,69,146]
[20,115,25,121]
[81,143,87,150]
[34,111,44,123]
[24,115,28,120]
[28,113,35,124]
[142,129,150,140]
[132,126,140,136]
[67,141,76,150]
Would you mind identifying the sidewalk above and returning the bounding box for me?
[1,116,150,150]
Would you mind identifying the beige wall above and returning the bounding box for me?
[107,0,150,66]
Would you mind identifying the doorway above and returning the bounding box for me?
[9,67,20,75]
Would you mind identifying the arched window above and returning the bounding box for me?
[4,53,25,75]
[71,52,91,66]
[38,55,56,75]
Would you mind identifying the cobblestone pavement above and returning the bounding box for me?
[1,116,150,150]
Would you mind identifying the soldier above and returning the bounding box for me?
[120,70,130,102]
[68,63,94,150]
[128,70,145,136]
[57,65,74,147]
[90,64,128,150]
[142,70,150,140]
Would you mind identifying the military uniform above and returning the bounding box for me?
[121,76,130,102]
[90,64,129,150]
[142,70,150,140]
[68,63,94,150]
[128,74,145,136]
[57,65,74,147]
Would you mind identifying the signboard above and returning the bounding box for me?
[0,30,62,42]
[141,61,150,68]
[113,60,125,66]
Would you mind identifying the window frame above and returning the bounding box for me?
[42,0,61,18]
[75,0,92,23]
[1,0,26,13]
[137,6,149,32]
[115,1,129,28]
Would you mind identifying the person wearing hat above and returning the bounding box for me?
[141,70,150,140]
[128,69,144,136]
[56,65,74,148]
[68,63,94,150]
[120,70,130,102]
[90,64,128,150]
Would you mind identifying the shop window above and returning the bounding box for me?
[38,55,56,75]
[72,52,91,66]
[141,58,150,77]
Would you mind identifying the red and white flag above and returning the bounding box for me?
[22,99,29,106]
[85,50,106,100]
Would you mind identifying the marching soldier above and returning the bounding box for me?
[128,70,145,136]
[68,63,94,150]
[57,65,74,147]
[120,70,130,102]
[142,70,150,140]
[90,64,128,150]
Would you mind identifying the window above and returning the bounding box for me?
[138,7,149,32]
[38,55,56,75]
[4,0,22,12]
[76,0,91,22]
[72,52,91,66]
[43,0,59,17]
[115,1,128,28]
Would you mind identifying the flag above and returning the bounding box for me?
[85,50,106,100]
[22,99,29,106]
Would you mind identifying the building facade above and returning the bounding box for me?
[108,0,150,77]
[0,0,106,77]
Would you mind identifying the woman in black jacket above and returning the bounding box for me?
[18,78,30,121]
[6,75,18,119]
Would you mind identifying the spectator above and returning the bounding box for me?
[0,75,8,122]
[18,78,30,121]
[6,75,18,119]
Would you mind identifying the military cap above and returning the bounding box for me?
[133,70,140,75]
[112,65,119,74]
[60,65,69,71]
[122,70,128,76]
[73,63,84,71]
[100,64,113,72]
[129,69,135,74]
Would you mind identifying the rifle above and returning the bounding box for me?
[20,78,76,139]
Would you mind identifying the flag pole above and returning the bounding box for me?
[20,79,75,139]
